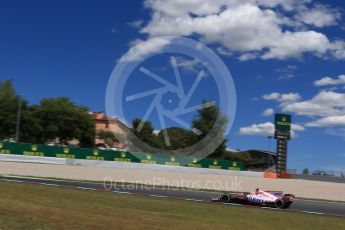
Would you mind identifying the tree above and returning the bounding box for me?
[131,118,161,148]
[131,120,199,150]
[97,130,118,148]
[0,80,21,140]
[192,101,228,158]
[302,168,309,175]
[157,127,198,150]
[0,80,45,143]
[31,97,95,147]
[0,81,96,146]
[130,102,229,156]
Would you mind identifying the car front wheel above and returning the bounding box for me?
[220,194,231,203]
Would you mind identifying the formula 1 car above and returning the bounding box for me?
[212,189,295,209]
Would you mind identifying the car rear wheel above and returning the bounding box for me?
[274,199,285,209]
[282,202,291,209]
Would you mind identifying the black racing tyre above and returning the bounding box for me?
[220,194,231,203]
[283,202,292,209]
[274,199,285,209]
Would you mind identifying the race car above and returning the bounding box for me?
[212,188,295,209]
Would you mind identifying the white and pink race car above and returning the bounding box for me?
[212,189,295,209]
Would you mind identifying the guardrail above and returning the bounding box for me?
[0,142,244,171]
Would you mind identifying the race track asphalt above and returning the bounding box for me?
[1,175,344,218]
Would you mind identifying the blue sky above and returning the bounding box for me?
[1,0,345,172]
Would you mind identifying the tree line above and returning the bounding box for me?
[0,80,229,157]
[131,101,228,158]
[0,80,95,147]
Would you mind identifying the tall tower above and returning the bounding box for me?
[274,114,291,178]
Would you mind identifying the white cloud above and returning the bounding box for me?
[238,53,259,61]
[120,37,172,62]
[139,0,345,61]
[263,92,280,100]
[239,122,275,136]
[291,123,306,131]
[296,4,341,27]
[216,47,233,56]
[175,57,202,72]
[306,115,345,127]
[280,93,302,102]
[238,122,304,137]
[276,65,297,80]
[260,31,331,60]
[314,75,345,87]
[262,108,274,116]
[128,19,144,29]
[331,41,345,59]
[282,91,345,117]
[263,92,301,103]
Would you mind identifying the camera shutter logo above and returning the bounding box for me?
[106,36,237,159]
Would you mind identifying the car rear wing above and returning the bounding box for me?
[264,191,284,197]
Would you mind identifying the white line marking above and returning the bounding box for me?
[261,207,279,210]
[149,195,167,198]
[302,211,325,215]
[40,183,60,187]
[184,198,203,202]
[77,187,96,191]
[113,191,132,195]
[295,198,345,205]
[1,179,23,183]
[2,175,105,186]
[223,203,242,206]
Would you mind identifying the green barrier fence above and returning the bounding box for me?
[0,142,244,170]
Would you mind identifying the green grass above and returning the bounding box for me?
[0,181,344,230]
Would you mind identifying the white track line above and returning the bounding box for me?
[184,198,203,202]
[113,191,132,195]
[40,183,60,187]
[261,207,279,210]
[149,195,167,198]
[77,187,96,191]
[295,198,345,205]
[301,211,325,215]
[2,175,104,185]
[223,203,242,206]
[1,179,23,183]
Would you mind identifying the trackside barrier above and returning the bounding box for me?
[264,171,277,179]
[264,171,292,179]
[280,173,292,179]
[0,142,244,171]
